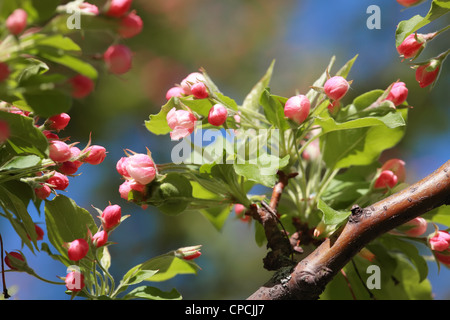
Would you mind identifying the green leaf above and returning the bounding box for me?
[260,89,290,131]
[317,198,351,226]
[38,48,98,79]
[242,59,275,111]
[395,0,450,46]
[423,205,450,227]
[145,97,177,135]
[44,195,97,265]
[123,286,182,300]
[23,87,73,118]
[0,111,48,158]
[0,155,41,171]
[200,204,232,231]
[180,97,213,117]
[35,34,81,52]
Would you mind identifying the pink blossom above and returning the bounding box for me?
[118,11,143,39]
[208,104,228,126]
[47,113,70,131]
[67,239,89,261]
[119,180,132,200]
[79,3,99,15]
[35,184,52,200]
[284,95,310,124]
[180,72,205,96]
[0,62,10,82]
[397,33,425,60]
[324,76,349,101]
[84,145,107,165]
[104,44,133,75]
[116,157,130,177]
[396,0,422,7]
[385,82,408,107]
[125,153,156,185]
[69,75,94,98]
[400,217,428,237]
[92,231,108,248]
[101,205,122,231]
[47,172,69,190]
[105,0,133,17]
[374,170,398,189]
[165,87,184,100]
[49,140,72,163]
[65,271,85,292]
[191,82,209,99]
[429,231,450,252]
[6,9,27,35]
[166,108,197,140]
[0,120,10,143]
[415,62,440,88]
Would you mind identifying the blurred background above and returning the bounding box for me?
[1,0,449,300]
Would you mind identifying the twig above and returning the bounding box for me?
[0,234,10,299]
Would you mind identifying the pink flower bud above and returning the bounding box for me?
[104,44,133,75]
[396,0,422,7]
[415,62,440,88]
[125,153,156,185]
[0,62,11,82]
[69,146,83,168]
[65,271,85,292]
[92,230,108,248]
[119,180,132,200]
[435,250,450,266]
[180,72,205,96]
[175,245,202,260]
[234,204,245,215]
[118,11,143,39]
[69,75,95,98]
[166,108,197,140]
[5,251,25,270]
[429,230,450,252]
[381,158,406,182]
[129,179,146,192]
[284,95,310,124]
[43,130,59,140]
[35,183,52,200]
[302,139,320,161]
[47,113,70,131]
[84,145,107,165]
[49,140,72,163]
[47,172,69,190]
[67,239,89,261]
[101,204,122,231]
[28,224,44,241]
[208,104,228,126]
[0,120,10,143]
[116,157,130,177]
[399,217,428,237]
[374,170,398,189]
[397,33,425,60]
[59,161,79,175]
[165,87,184,100]
[79,3,99,15]
[385,82,408,106]
[191,82,209,99]
[327,100,340,115]
[6,9,27,35]
[324,76,349,101]
[105,0,133,17]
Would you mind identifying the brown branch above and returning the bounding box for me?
[248,159,450,300]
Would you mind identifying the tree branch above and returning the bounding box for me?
[248,159,450,300]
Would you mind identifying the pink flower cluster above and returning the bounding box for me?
[116,150,156,205]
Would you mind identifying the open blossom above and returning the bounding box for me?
[284,95,310,124]
[6,9,27,35]
[374,159,405,189]
[166,108,197,140]
[125,153,156,185]
[323,76,349,101]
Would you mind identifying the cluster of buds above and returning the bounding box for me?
[116,149,157,206]
[63,203,124,292]
[374,158,406,190]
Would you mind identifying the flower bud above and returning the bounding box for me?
[323,76,349,101]
[284,95,310,124]
[69,146,83,168]
[374,159,405,189]
[166,108,197,140]
[180,72,205,96]
[27,224,44,241]
[374,170,398,189]
[0,120,10,143]
[79,2,99,15]
[327,100,340,116]
[208,104,228,126]
[105,0,133,17]
[415,61,440,88]
[0,62,11,82]
[175,245,202,260]
[47,113,70,131]
[6,9,27,35]
[435,250,450,266]
[118,11,143,39]
[165,87,184,100]
[69,75,94,99]
[59,161,79,175]
[92,230,108,248]
[191,82,209,99]
[397,217,428,237]
[35,183,52,200]
[125,153,156,185]
[101,204,122,231]
[385,82,408,106]
[84,145,107,165]
[4,251,25,270]
[397,33,425,60]
[116,157,130,177]
[49,140,72,163]
[47,172,69,190]
[234,204,250,222]
[119,180,132,200]
[396,0,423,7]
[429,230,450,252]
[104,44,133,75]
[65,271,85,292]
[67,239,89,261]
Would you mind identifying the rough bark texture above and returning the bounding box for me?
[248,160,450,300]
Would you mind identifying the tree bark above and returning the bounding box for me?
[247,159,450,300]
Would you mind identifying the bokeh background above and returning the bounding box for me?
[1,0,449,300]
